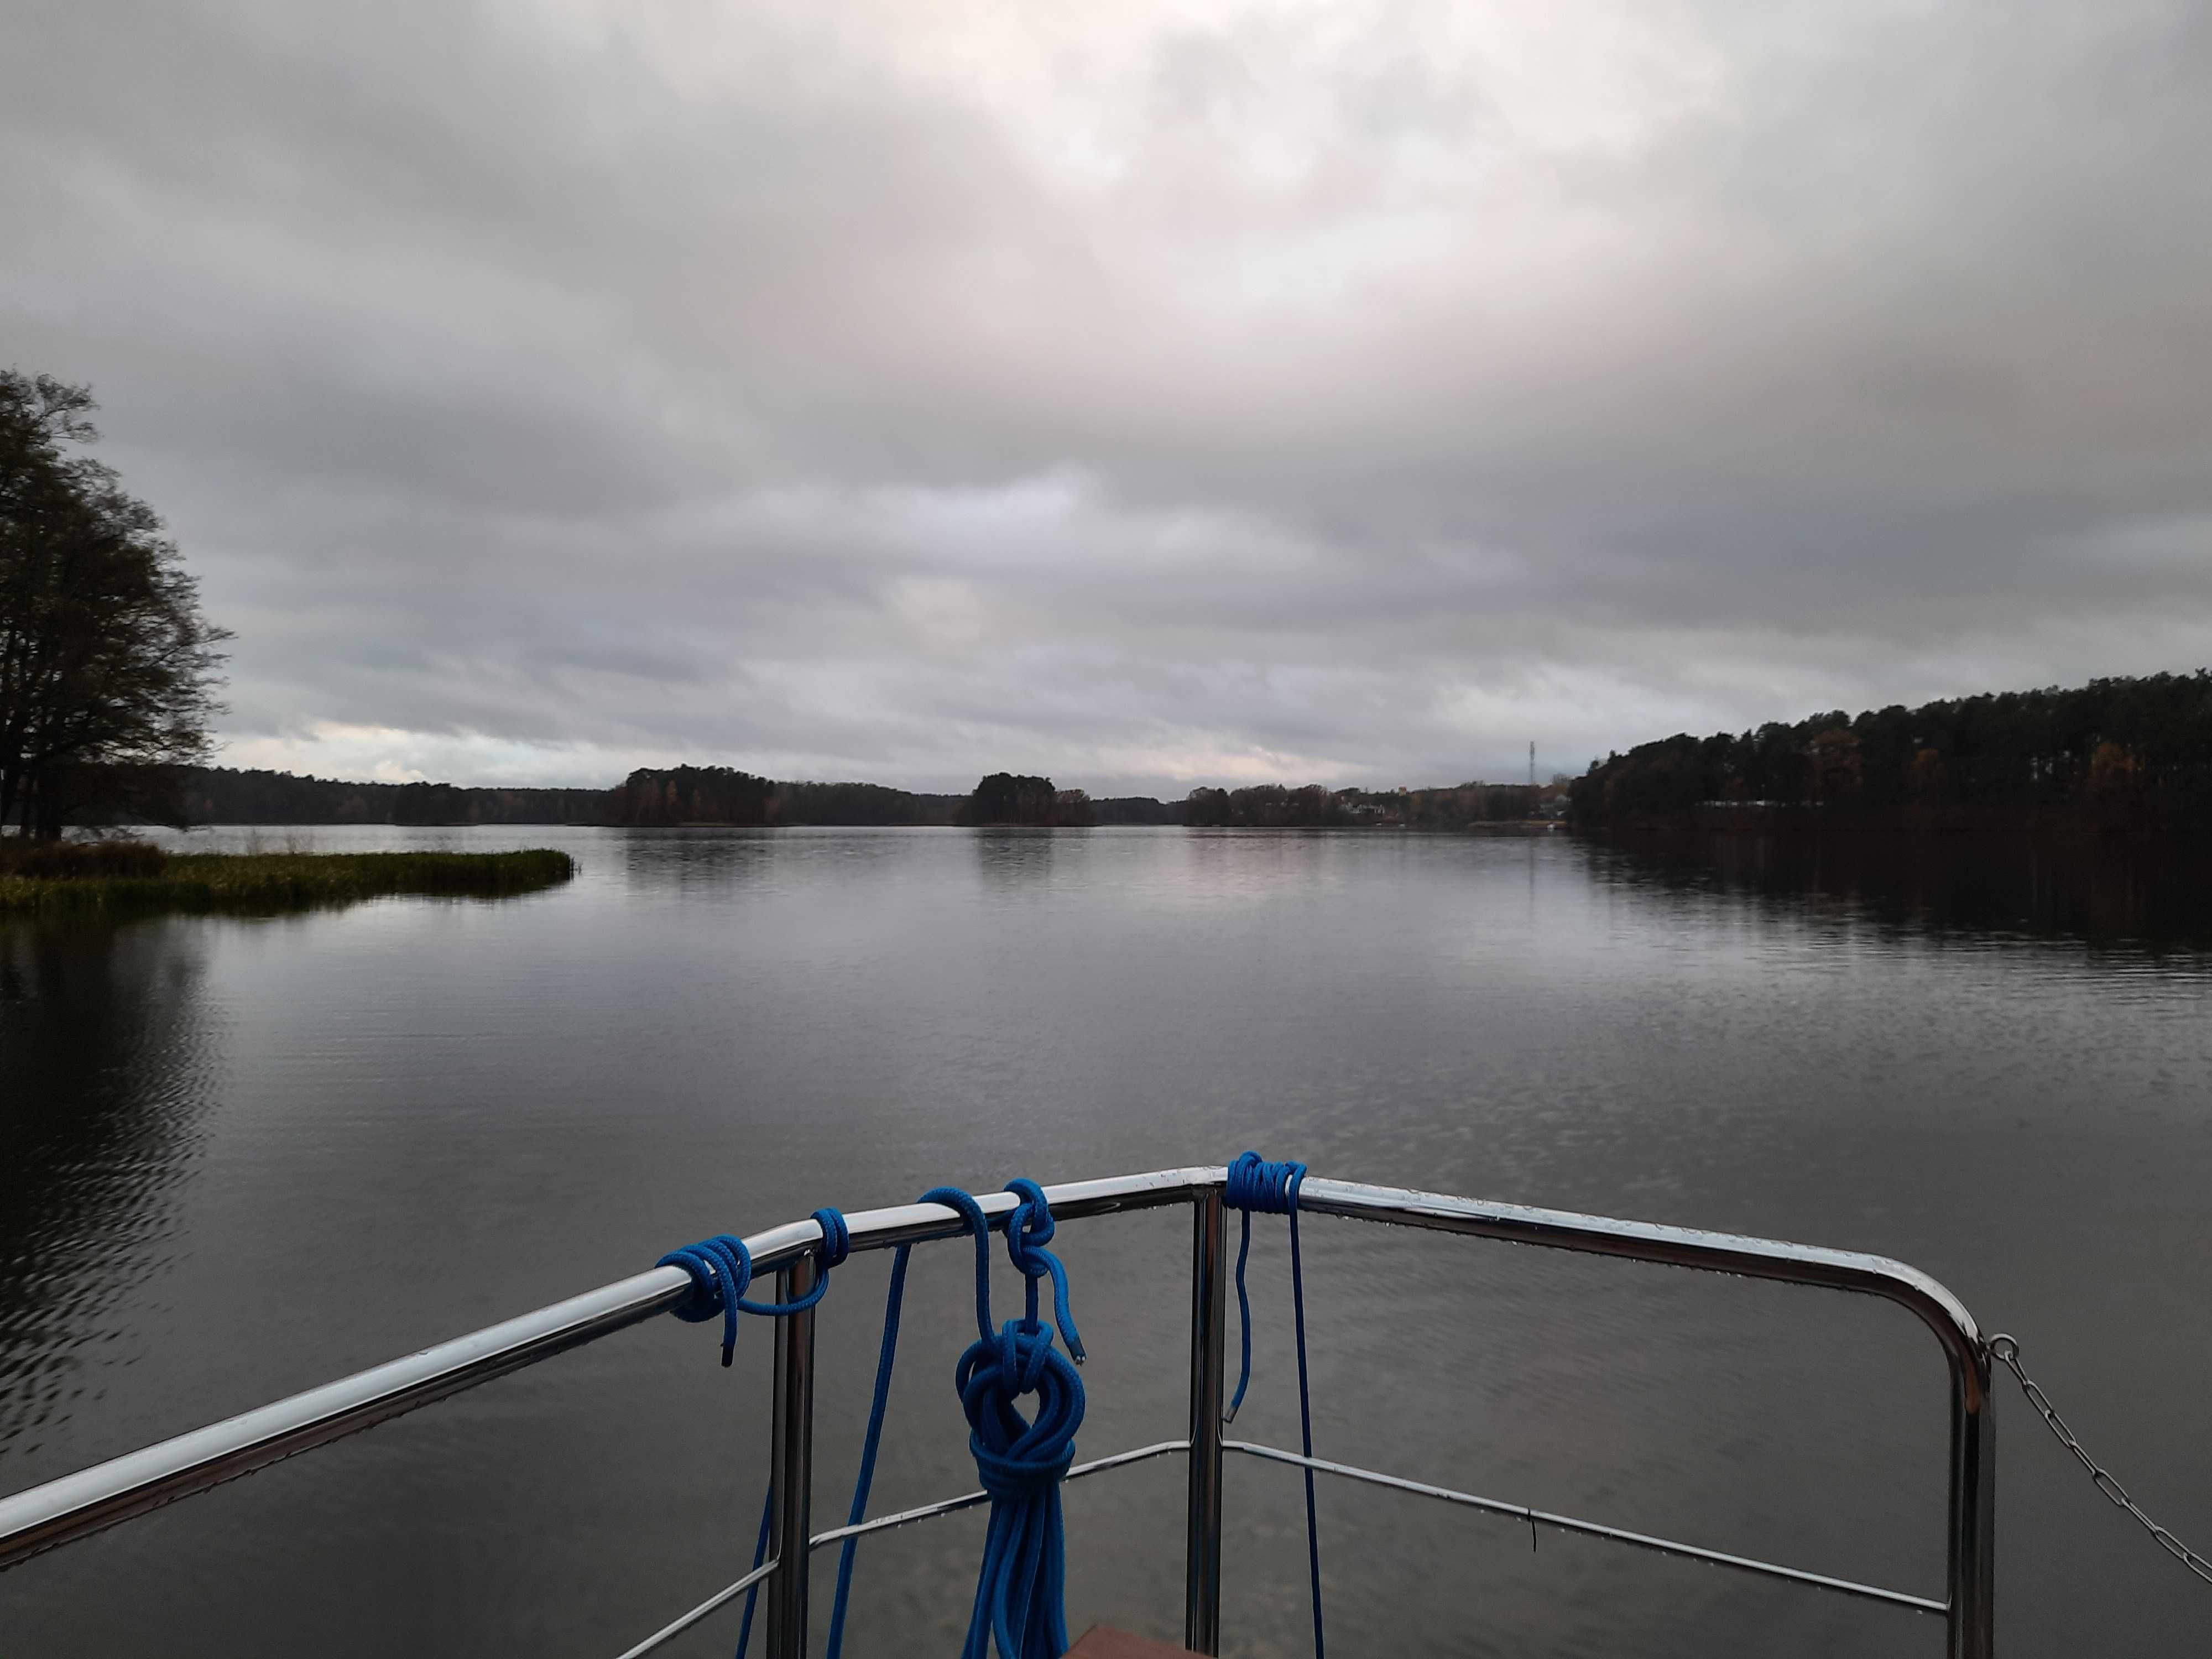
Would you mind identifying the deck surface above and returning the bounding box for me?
[1065,1626,1198,1658]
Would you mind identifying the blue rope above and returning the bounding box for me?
[733,1490,771,1659]
[659,1206,851,1366]
[1003,1177,1086,1363]
[959,1180,1086,1659]
[826,1186,982,1659]
[659,1207,851,1658]
[1224,1150,1324,1659]
[826,1181,1087,1659]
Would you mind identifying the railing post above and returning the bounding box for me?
[766,1255,819,1659]
[1947,1348,1996,1659]
[1186,1189,1228,1655]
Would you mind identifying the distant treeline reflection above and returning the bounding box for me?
[1590,828,2212,952]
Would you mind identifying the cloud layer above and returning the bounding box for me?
[7,0,2210,790]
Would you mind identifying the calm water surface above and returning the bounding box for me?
[4,826,2210,1656]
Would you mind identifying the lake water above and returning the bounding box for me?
[4,825,2210,1656]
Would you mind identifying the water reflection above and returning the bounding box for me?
[617,825,785,896]
[0,922,214,1465]
[0,827,2206,1656]
[972,826,1063,886]
[1586,829,2212,955]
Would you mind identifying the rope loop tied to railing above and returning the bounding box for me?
[1224,1149,1326,1658]
[956,1310,1084,1658]
[1004,1176,1086,1364]
[1224,1151,1306,1420]
[952,1180,1086,1659]
[1224,1149,1306,1217]
[826,1179,1089,1659]
[658,1206,851,1366]
[655,1206,851,1659]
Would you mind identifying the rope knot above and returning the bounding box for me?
[960,1318,1083,1500]
[866,1181,1093,1658]
[814,1206,851,1269]
[1222,1150,1327,1657]
[1226,1149,1307,1214]
[656,1207,848,1368]
[656,1208,848,1658]
[969,1437,1079,1502]
[1003,1178,1058,1271]
[656,1234,752,1365]
[1001,1177,1086,1364]
[953,1307,1085,1655]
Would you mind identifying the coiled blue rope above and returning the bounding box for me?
[1224,1151,1324,1658]
[659,1206,851,1366]
[659,1207,851,1658]
[826,1180,1087,1659]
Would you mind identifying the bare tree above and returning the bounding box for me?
[0,371,229,837]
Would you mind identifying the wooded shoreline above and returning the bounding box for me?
[1570,672,2212,834]
[163,765,1562,831]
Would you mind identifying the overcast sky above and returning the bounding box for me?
[6,1,2210,792]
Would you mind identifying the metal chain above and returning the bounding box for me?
[1988,1333,2212,1586]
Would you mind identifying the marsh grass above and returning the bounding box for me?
[0,846,576,915]
[0,838,171,880]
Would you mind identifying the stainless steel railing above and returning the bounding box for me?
[0,1166,1995,1657]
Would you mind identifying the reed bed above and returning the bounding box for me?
[0,846,576,915]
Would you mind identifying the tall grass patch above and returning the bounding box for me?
[0,847,576,915]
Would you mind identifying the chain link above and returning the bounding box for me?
[1988,1333,2212,1586]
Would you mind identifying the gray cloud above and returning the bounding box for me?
[5,0,2209,791]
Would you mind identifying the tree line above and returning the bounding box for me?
[1568,672,2212,827]
[1185,781,1549,827]
[956,773,1098,826]
[159,765,1554,830]
[613,766,968,827]
[172,767,614,826]
[152,765,1169,828]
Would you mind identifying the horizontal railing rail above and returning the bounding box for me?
[0,1167,1214,1569]
[1220,1439,1947,1616]
[617,1442,1197,1659]
[0,1165,1994,1659]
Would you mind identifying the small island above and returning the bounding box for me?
[0,842,576,916]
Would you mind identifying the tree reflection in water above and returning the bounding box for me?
[0,920,215,1468]
[1586,829,2212,956]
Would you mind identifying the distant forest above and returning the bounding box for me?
[614,766,966,826]
[164,764,1558,830]
[1186,781,1548,827]
[179,765,972,827]
[1569,671,2212,830]
[178,768,614,827]
[173,764,1178,828]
